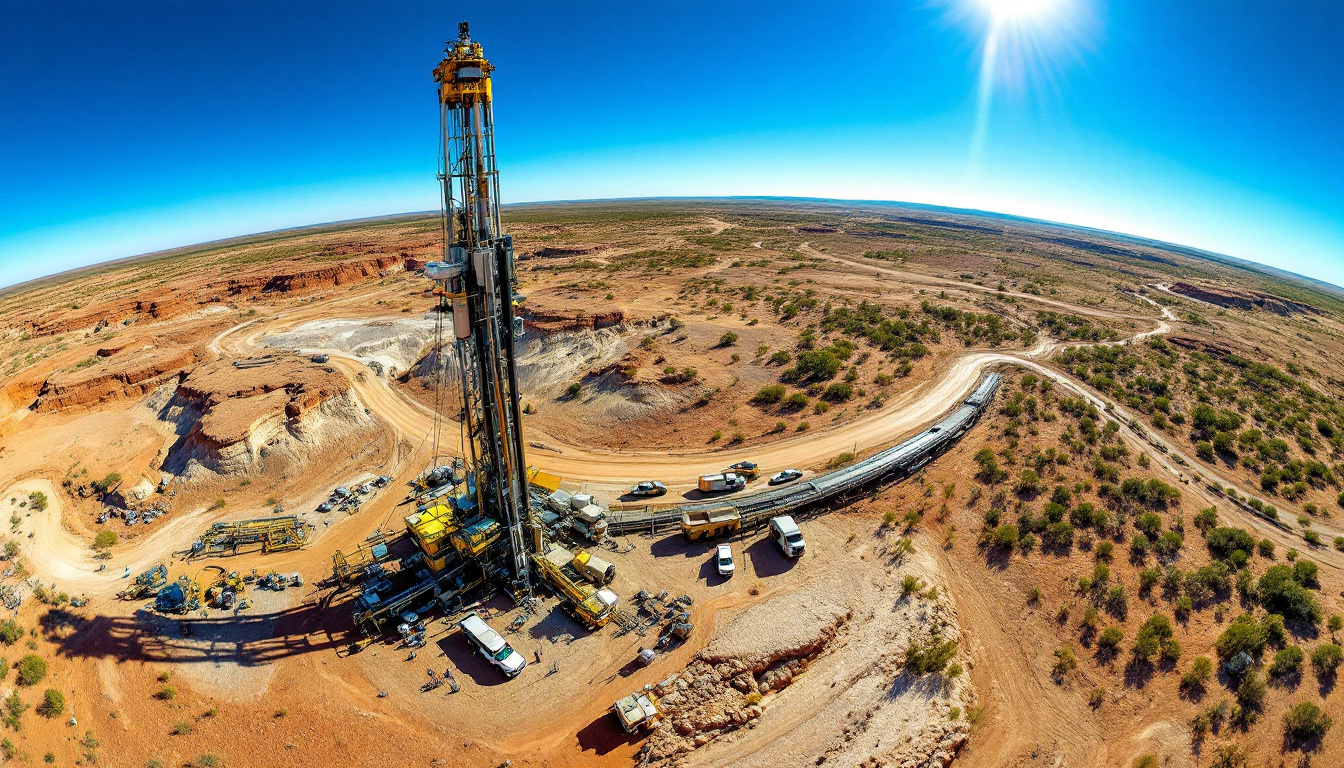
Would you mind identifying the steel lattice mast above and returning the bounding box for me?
[425,22,531,590]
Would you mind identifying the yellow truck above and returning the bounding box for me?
[534,545,618,630]
[680,507,742,541]
[611,688,663,734]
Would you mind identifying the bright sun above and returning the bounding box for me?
[979,0,1060,20]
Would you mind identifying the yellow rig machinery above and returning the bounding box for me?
[423,20,532,590]
[345,23,562,636]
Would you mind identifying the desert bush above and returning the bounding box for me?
[16,654,46,686]
[1215,614,1267,661]
[1310,642,1343,679]
[822,382,854,402]
[1268,645,1304,679]
[37,689,63,718]
[990,524,1019,550]
[0,622,22,646]
[1180,656,1213,692]
[752,381,784,403]
[1097,625,1123,651]
[1258,565,1320,624]
[1282,701,1333,746]
[905,631,958,675]
[826,452,855,469]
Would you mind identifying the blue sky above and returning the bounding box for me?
[2,1,1342,289]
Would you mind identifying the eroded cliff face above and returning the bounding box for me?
[32,347,196,413]
[12,253,416,339]
[159,356,372,477]
[226,255,405,297]
[519,306,624,334]
[1169,282,1320,316]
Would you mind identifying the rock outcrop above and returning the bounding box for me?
[529,244,607,258]
[645,581,852,762]
[1169,282,1320,316]
[161,355,370,476]
[33,347,196,412]
[519,306,624,334]
[226,255,404,297]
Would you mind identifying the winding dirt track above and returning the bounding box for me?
[204,258,1341,566]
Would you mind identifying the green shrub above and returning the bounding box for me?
[37,689,63,718]
[1258,565,1321,624]
[1310,643,1343,679]
[1268,646,1304,679]
[1097,625,1123,651]
[1206,526,1255,561]
[93,530,118,550]
[1215,614,1267,661]
[4,691,26,730]
[1132,614,1174,662]
[1282,700,1333,745]
[0,622,21,646]
[822,382,854,402]
[1180,657,1213,691]
[1235,669,1266,712]
[15,655,46,686]
[905,631,958,674]
[990,524,1019,550]
[717,331,738,347]
[826,452,855,469]
[1015,469,1043,495]
[752,387,784,406]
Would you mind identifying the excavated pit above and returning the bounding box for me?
[650,556,972,768]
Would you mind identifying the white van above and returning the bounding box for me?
[458,612,526,678]
[769,515,805,558]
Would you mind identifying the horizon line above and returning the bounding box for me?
[4,195,1341,298]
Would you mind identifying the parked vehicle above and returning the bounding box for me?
[310,353,330,363]
[715,543,735,577]
[725,461,760,479]
[629,480,667,497]
[611,690,663,734]
[680,507,741,541]
[769,515,806,558]
[698,473,746,493]
[458,612,526,678]
[769,469,803,485]
[317,502,333,512]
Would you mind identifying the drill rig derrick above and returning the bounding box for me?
[424,22,532,592]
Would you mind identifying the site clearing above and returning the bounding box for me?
[2,24,1344,768]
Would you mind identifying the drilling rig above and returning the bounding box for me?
[422,22,532,591]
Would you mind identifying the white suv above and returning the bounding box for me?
[715,543,735,577]
[458,613,526,678]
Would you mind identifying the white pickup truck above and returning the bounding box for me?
[458,613,526,678]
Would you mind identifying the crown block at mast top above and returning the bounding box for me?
[434,21,494,107]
